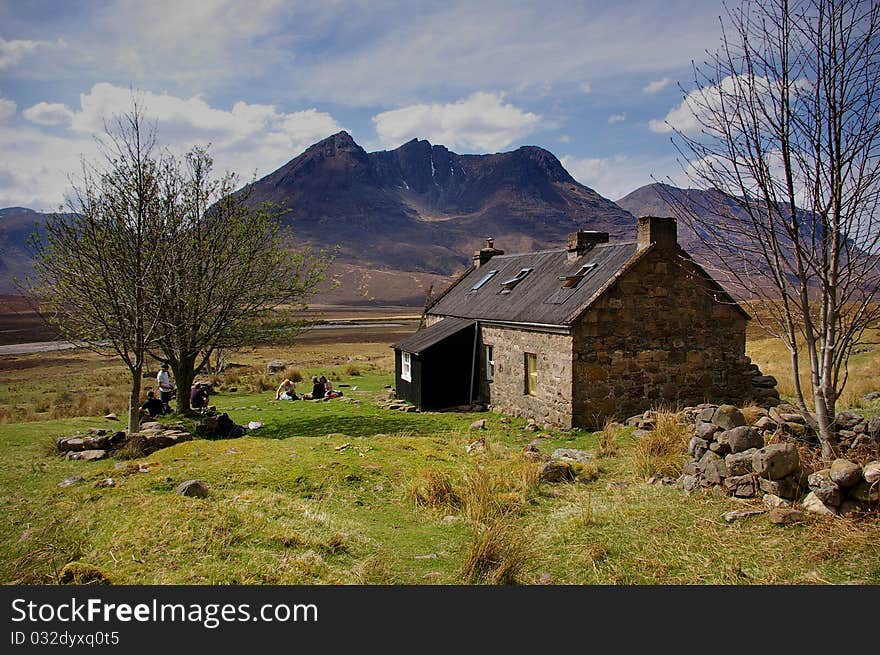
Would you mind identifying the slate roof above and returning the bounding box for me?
[426,242,641,326]
[392,316,475,354]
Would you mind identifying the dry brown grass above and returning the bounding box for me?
[460,520,532,585]
[597,419,620,458]
[632,409,691,478]
[405,469,461,511]
[740,402,766,425]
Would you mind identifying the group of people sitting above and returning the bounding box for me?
[139,362,212,419]
[275,375,342,401]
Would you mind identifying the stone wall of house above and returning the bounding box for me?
[480,325,574,428]
[571,248,753,427]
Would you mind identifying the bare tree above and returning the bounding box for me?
[26,105,166,433]
[662,0,880,459]
[148,147,331,413]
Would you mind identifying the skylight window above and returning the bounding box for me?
[499,268,532,294]
[470,270,498,291]
[559,263,597,288]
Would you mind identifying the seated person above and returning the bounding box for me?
[302,375,325,400]
[275,378,299,400]
[140,390,165,419]
[190,382,210,411]
[320,375,342,399]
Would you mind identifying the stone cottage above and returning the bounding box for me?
[392,216,772,428]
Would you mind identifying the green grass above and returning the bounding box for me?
[1,339,879,585]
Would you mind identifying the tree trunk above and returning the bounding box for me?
[127,370,142,435]
[173,355,197,415]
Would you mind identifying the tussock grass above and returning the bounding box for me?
[597,419,619,458]
[460,520,532,585]
[632,409,691,478]
[406,469,461,511]
[740,403,766,425]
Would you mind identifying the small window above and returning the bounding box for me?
[470,270,498,291]
[500,268,532,294]
[524,352,537,396]
[485,345,494,381]
[559,263,597,288]
[401,352,412,382]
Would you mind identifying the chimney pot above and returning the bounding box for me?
[473,238,504,268]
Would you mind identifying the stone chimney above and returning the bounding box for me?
[566,230,609,260]
[637,216,677,251]
[472,237,505,268]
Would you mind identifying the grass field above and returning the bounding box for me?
[1,328,879,585]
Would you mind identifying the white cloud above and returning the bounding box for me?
[579,82,592,94]
[561,153,683,200]
[0,83,344,209]
[558,135,571,143]
[0,37,62,69]
[0,99,16,122]
[23,102,75,127]
[607,113,626,124]
[372,92,541,152]
[643,77,672,94]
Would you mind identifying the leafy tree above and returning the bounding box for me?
[27,106,166,433]
[665,0,880,458]
[148,147,331,413]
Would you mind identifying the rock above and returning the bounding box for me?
[725,448,759,476]
[802,491,839,516]
[708,440,731,455]
[104,413,118,421]
[839,500,863,518]
[57,437,85,452]
[868,416,880,438]
[862,391,880,401]
[752,444,800,480]
[752,374,778,387]
[829,459,862,488]
[176,480,209,498]
[724,474,757,498]
[724,508,765,522]
[807,470,842,507]
[228,387,237,393]
[682,460,701,476]
[712,405,746,430]
[695,421,720,440]
[778,412,806,425]
[703,457,728,484]
[94,478,115,488]
[632,429,652,439]
[754,416,777,431]
[266,361,286,374]
[551,448,594,464]
[781,421,808,438]
[66,449,107,461]
[465,439,485,454]
[688,436,709,459]
[834,411,864,431]
[469,419,486,431]
[769,508,804,525]
[722,426,764,454]
[540,460,574,483]
[762,493,791,509]
[58,476,84,488]
[863,461,880,484]
[848,480,880,503]
[698,407,716,423]
[679,474,700,493]
[758,475,801,500]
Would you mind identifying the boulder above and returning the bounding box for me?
[679,474,700,493]
[465,439,485,454]
[695,421,720,440]
[176,480,209,498]
[721,426,764,454]
[807,470,842,507]
[723,508,765,522]
[829,459,862,488]
[688,436,709,459]
[698,406,717,423]
[752,444,800,480]
[848,480,880,503]
[863,391,880,401]
[768,508,804,525]
[540,460,574,483]
[752,375,778,388]
[469,419,487,431]
[58,476,84,488]
[712,405,746,430]
[66,449,107,461]
[868,416,880,439]
[551,448,594,464]
[725,448,759,476]
[834,411,864,431]
[703,457,728,485]
[266,361,286,374]
[758,475,801,500]
[754,416,778,432]
[682,460,701,477]
[802,491,838,516]
[762,493,791,509]
[57,437,85,452]
[724,474,757,498]
[864,461,880,484]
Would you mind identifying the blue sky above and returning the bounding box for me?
[0,0,730,210]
